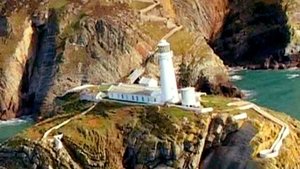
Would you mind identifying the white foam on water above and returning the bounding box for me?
[242,89,256,99]
[228,67,245,75]
[230,75,243,81]
[0,116,33,127]
[286,74,300,79]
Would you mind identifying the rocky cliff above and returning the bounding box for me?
[0,14,36,120]
[0,0,243,120]
[212,0,300,69]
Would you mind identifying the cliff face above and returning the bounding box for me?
[0,15,36,120]
[212,0,300,69]
[0,0,240,120]
[174,0,229,40]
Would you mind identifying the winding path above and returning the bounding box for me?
[138,0,183,41]
[41,103,97,141]
[60,84,99,97]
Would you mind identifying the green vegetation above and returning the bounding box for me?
[59,12,86,40]
[129,1,152,10]
[55,92,93,114]
[161,107,195,120]
[98,85,111,92]
[58,115,114,146]
[201,95,233,110]
[61,100,92,114]
[139,22,170,41]
[168,30,195,55]
[48,0,69,9]
[19,115,73,140]
[194,40,214,59]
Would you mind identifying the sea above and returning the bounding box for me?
[231,69,300,119]
[1,69,300,142]
[0,116,34,142]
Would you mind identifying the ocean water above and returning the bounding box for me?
[0,116,34,142]
[233,69,300,119]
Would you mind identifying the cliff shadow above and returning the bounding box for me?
[200,122,259,169]
[211,0,291,67]
[20,9,59,117]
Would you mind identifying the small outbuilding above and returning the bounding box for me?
[180,87,200,108]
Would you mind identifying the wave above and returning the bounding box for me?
[242,90,256,99]
[0,116,33,126]
[228,67,245,74]
[230,75,243,81]
[287,67,298,70]
[286,74,300,79]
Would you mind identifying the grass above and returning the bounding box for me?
[139,22,170,42]
[56,106,141,155]
[129,1,152,10]
[201,95,233,110]
[98,85,111,92]
[194,40,215,59]
[58,115,114,146]
[48,0,68,9]
[168,30,195,55]
[55,92,94,114]
[19,115,73,140]
[161,107,195,120]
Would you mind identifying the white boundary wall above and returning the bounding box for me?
[229,102,290,159]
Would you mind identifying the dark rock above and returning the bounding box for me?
[269,60,279,69]
[196,76,243,98]
[0,17,10,37]
[183,140,194,153]
[201,122,259,169]
[212,1,291,69]
[278,63,286,69]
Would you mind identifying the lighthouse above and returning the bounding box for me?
[158,40,180,103]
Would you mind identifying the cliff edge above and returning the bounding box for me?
[0,93,300,168]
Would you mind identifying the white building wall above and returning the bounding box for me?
[181,87,198,107]
[107,91,161,104]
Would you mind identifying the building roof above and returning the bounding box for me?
[108,83,161,96]
[139,77,158,87]
[128,68,145,84]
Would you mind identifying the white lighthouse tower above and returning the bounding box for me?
[158,40,180,103]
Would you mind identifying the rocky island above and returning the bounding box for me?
[0,0,300,168]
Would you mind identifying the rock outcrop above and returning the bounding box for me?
[0,17,36,120]
[201,122,258,169]
[212,0,300,68]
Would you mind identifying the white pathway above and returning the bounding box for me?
[228,101,290,159]
[41,103,97,141]
[61,84,99,97]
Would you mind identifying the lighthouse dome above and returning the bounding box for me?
[158,39,170,53]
